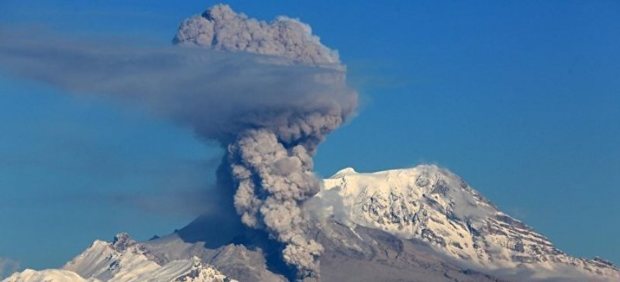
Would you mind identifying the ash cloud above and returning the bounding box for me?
[174,4,340,66]
[0,4,357,279]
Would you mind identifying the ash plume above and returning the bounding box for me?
[174,4,340,66]
[0,4,357,279]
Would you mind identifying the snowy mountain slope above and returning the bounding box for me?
[315,220,505,282]
[3,269,89,282]
[141,216,501,282]
[5,165,618,281]
[3,233,235,282]
[314,165,620,281]
[142,229,288,282]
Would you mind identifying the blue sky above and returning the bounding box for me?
[0,0,619,269]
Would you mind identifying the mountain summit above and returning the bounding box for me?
[313,165,619,281]
[5,165,618,281]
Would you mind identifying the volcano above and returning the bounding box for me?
[5,165,619,282]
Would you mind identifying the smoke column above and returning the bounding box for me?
[174,5,351,278]
[175,5,353,278]
[0,4,357,279]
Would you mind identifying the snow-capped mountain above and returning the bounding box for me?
[314,165,619,281]
[5,165,619,281]
[3,233,235,282]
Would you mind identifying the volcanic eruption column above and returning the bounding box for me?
[174,5,357,278]
[0,4,357,279]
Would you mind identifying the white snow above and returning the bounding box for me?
[3,238,235,282]
[5,165,619,281]
[3,269,90,282]
[315,164,620,281]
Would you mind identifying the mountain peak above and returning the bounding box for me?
[7,165,619,281]
[318,164,619,281]
[330,167,357,178]
[111,233,136,251]
[8,237,238,282]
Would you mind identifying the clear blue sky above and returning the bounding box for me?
[0,0,618,270]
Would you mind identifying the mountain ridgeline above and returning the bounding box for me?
[5,165,619,281]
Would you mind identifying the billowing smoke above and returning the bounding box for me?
[173,5,355,278]
[174,4,340,66]
[0,4,357,279]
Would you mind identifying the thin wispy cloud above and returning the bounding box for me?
[0,257,19,279]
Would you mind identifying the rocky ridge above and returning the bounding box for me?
[3,233,234,282]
